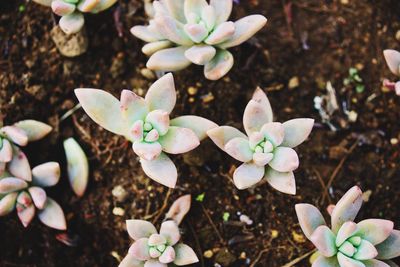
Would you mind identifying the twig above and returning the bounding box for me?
[250,247,270,267]
[281,249,317,267]
[151,189,172,224]
[201,204,225,245]
[312,167,332,205]
[186,220,205,267]
[60,103,82,122]
[321,137,360,204]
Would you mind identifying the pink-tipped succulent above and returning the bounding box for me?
[383,49,400,96]
[295,186,400,267]
[0,154,67,230]
[119,195,198,267]
[75,73,217,188]
[32,0,117,35]
[0,119,52,176]
[207,88,314,193]
[131,0,267,80]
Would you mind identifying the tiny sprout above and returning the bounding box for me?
[195,192,205,202]
[207,88,314,193]
[383,49,400,96]
[119,195,198,267]
[32,0,117,35]
[295,186,400,267]
[222,212,230,222]
[131,0,267,80]
[75,73,217,188]
[343,67,365,94]
[64,138,89,197]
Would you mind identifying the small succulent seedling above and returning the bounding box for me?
[32,0,117,35]
[131,0,267,80]
[383,49,400,96]
[119,195,198,267]
[295,186,400,267]
[75,73,217,188]
[64,137,89,197]
[0,154,66,230]
[0,119,52,175]
[207,88,314,193]
[343,67,365,94]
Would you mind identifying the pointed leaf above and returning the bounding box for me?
[260,122,285,147]
[118,254,144,267]
[376,230,400,260]
[312,256,340,267]
[201,5,216,30]
[160,220,181,246]
[142,40,173,56]
[17,196,35,228]
[32,0,52,6]
[204,49,234,80]
[207,126,247,151]
[133,141,163,161]
[356,219,394,245]
[337,252,366,267]
[336,221,358,247]
[173,243,199,266]
[77,0,101,12]
[32,162,61,187]
[144,260,167,267]
[51,0,76,16]
[28,186,47,210]
[1,126,28,146]
[8,150,31,181]
[353,240,378,260]
[0,192,17,216]
[0,177,28,194]
[165,194,191,225]
[184,0,207,20]
[129,238,150,261]
[64,138,89,197]
[281,118,314,148]
[170,116,217,141]
[310,225,337,257]
[219,15,267,49]
[159,126,200,154]
[243,100,271,136]
[383,49,400,76]
[126,220,157,240]
[253,152,273,167]
[184,45,216,65]
[75,88,128,135]
[120,90,149,126]
[89,0,117,13]
[59,12,85,35]
[184,23,208,43]
[210,0,233,24]
[224,137,253,162]
[251,87,273,122]
[363,260,391,267]
[159,246,175,264]
[140,153,177,188]
[268,147,299,172]
[205,21,235,45]
[14,120,52,142]
[131,25,164,43]
[160,0,185,22]
[295,203,326,239]
[0,139,13,163]
[233,162,265,190]
[154,16,193,46]
[145,110,170,135]
[264,168,296,195]
[331,186,363,233]
[147,47,192,72]
[145,73,176,114]
[38,197,67,230]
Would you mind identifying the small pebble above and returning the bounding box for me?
[390,138,399,145]
[203,250,214,258]
[292,231,306,243]
[347,110,358,122]
[239,252,246,259]
[288,76,300,89]
[112,207,125,216]
[112,185,128,202]
[362,190,372,202]
[140,68,156,80]
[271,229,279,239]
[187,86,198,95]
[239,214,253,225]
[202,93,214,103]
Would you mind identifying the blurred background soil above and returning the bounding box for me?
[0,0,399,266]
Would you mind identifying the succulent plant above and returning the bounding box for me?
[75,73,217,188]
[295,186,400,267]
[131,0,267,80]
[383,49,400,96]
[207,88,314,193]
[0,119,52,176]
[32,0,117,35]
[119,195,198,267]
[0,154,67,230]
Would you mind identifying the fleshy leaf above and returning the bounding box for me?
[118,253,144,267]
[224,137,253,162]
[75,88,128,135]
[148,234,166,246]
[184,23,208,43]
[32,0,52,6]
[363,260,391,267]
[126,220,157,241]
[0,177,28,194]
[160,220,181,246]
[130,25,164,43]
[159,126,200,154]
[207,126,247,151]
[8,150,31,181]
[337,252,366,267]
[144,260,166,267]
[281,118,314,148]
[210,0,233,24]
[233,162,265,190]
[251,87,273,123]
[170,116,217,141]
[268,147,299,172]
[64,138,89,197]
[184,45,216,65]
[184,0,207,20]
[14,120,52,142]
[205,21,235,45]
[264,168,296,195]
[260,122,285,147]
[129,238,151,261]
[77,0,100,12]
[154,16,193,46]
[204,49,234,80]
[1,126,28,146]
[173,244,199,266]
[52,0,76,16]
[160,0,186,22]
[295,203,326,239]
[59,12,85,35]
[0,192,17,216]
[331,186,363,233]
[133,141,163,161]
[219,15,267,49]
[165,194,191,225]
[147,46,192,71]
[38,197,67,230]
[89,0,118,13]
[145,110,170,135]
[120,90,149,126]
[353,240,378,260]
[310,225,338,257]
[243,100,272,136]
[140,153,177,188]
[383,49,400,76]
[17,192,35,228]
[159,246,176,264]
[0,139,13,163]
[32,162,61,187]
[253,152,273,167]
[142,41,173,56]
[312,256,340,267]
[356,219,394,245]
[28,186,47,210]
[376,230,400,260]
[201,5,216,30]
[336,221,358,247]
[145,73,176,114]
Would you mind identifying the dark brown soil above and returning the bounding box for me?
[1,0,400,266]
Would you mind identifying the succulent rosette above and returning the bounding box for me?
[0,155,67,230]
[131,0,267,80]
[0,119,52,176]
[119,220,199,267]
[32,0,117,35]
[207,88,314,193]
[75,73,217,188]
[383,49,400,96]
[295,186,400,267]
